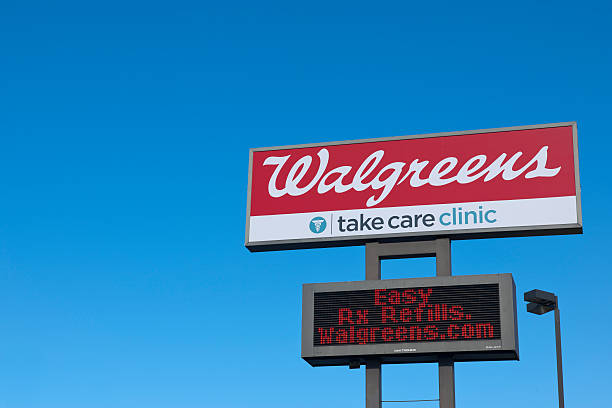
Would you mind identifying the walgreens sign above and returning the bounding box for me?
[245,123,581,251]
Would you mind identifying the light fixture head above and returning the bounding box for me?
[526,302,554,315]
[524,289,557,307]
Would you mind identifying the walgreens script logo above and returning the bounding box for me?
[263,146,559,208]
[249,126,576,216]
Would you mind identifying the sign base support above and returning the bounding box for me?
[364,239,455,408]
[366,361,381,408]
[438,356,455,408]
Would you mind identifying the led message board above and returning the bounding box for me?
[302,274,518,366]
[246,122,581,251]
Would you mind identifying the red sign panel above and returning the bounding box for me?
[246,123,581,251]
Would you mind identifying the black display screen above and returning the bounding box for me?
[313,284,500,346]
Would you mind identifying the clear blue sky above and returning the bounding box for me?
[1,1,610,407]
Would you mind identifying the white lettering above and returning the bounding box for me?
[397,159,429,187]
[263,149,329,197]
[262,155,290,198]
[456,155,487,183]
[318,165,352,193]
[262,146,561,206]
[428,157,458,186]
[524,146,561,179]
[367,162,405,206]
[352,151,383,191]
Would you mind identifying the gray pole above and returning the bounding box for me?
[364,240,455,408]
[365,243,382,408]
[554,298,565,408]
[435,239,455,408]
[366,362,382,408]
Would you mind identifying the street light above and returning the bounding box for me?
[524,289,565,408]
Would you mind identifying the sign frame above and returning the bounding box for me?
[245,122,582,252]
[301,273,518,366]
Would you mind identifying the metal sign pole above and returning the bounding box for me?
[554,299,565,408]
[365,362,382,408]
[435,239,455,408]
[365,243,382,408]
[364,239,455,408]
